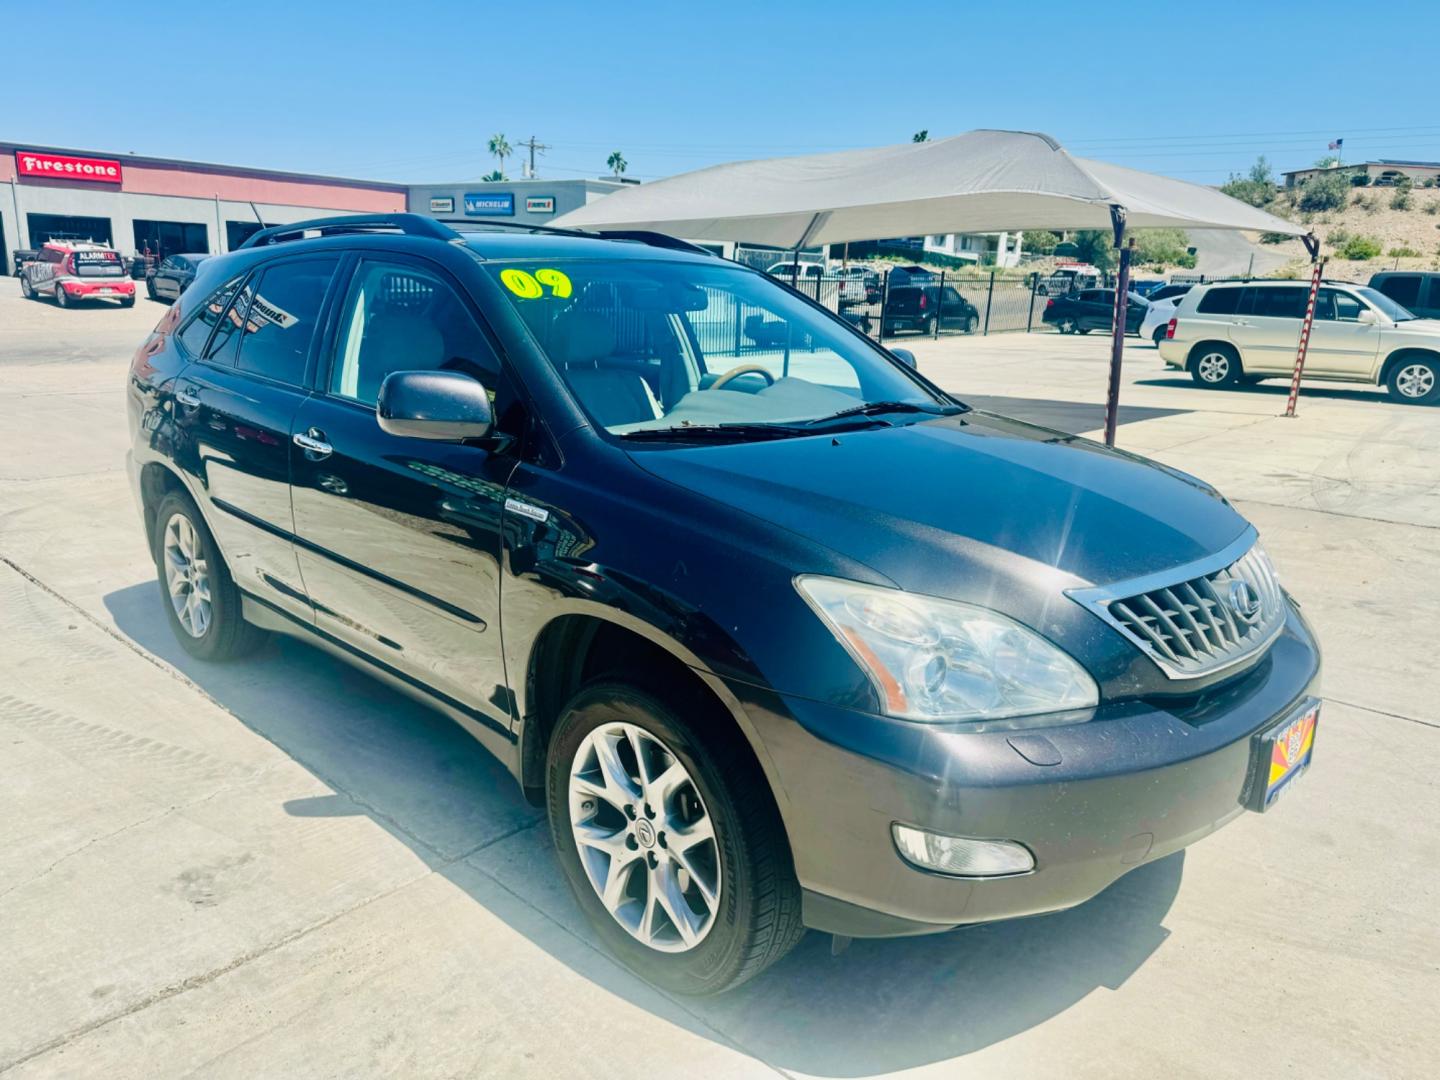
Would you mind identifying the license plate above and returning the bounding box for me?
[1246,700,1318,812]
[99,288,113,294]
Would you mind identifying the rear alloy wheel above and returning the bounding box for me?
[1191,345,1242,388]
[548,681,804,995]
[1387,357,1439,404]
[153,492,267,660]
[54,286,70,308]
[1056,318,1075,334]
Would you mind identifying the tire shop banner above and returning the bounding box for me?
[16,151,124,183]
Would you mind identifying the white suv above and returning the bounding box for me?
[1158,280,1440,404]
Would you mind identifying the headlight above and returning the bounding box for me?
[795,576,1098,722]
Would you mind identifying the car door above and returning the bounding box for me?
[938,285,972,329]
[1305,288,1381,378]
[1079,289,1112,330]
[288,254,519,733]
[171,256,341,622]
[1235,285,1308,373]
[155,257,178,299]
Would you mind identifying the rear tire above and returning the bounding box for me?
[1190,343,1242,388]
[547,679,804,995]
[1056,318,1075,334]
[1152,326,1167,346]
[54,286,69,308]
[152,492,267,661]
[1386,356,1440,405]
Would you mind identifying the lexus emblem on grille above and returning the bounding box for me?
[1226,580,1262,626]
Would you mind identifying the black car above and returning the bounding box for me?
[1043,287,1149,334]
[126,214,1321,995]
[1368,271,1440,320]
[146,253,211,303]
[882,283,980,335]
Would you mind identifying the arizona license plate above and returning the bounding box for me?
[1247,700,1319,812]
[99,288,113,294]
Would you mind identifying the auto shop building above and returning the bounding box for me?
[2,142,407,274]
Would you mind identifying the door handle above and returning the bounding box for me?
[174,389,200,408]
[293,429,333,459]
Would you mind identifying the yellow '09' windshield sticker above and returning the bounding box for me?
[500,268,572,299]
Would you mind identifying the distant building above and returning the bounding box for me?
[407,178,625,230]
[1282,159,1440,188]
[923,231,1023,268]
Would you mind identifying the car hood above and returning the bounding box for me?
[628,411,1249,599]
[1385,318,1440,339]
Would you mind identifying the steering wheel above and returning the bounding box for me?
[708,364,776,391]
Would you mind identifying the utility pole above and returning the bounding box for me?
[521,135,551,179]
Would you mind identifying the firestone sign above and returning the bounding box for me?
[16,151,123,184]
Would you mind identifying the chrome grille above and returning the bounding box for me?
[1068,529,1286,679]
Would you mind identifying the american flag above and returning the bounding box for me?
[1328,138,1344,151]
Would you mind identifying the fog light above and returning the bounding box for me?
[892,824,1034,877]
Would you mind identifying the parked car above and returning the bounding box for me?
[128,213,1321,995]
[835,263,882,302]
[146,253,211,303]
[1159,280,1440,403]
[19,242,136,307]
[882,283,980,334]
[12,247,41,277]
[1368,271,1440,320]
[1139,286,1195,345]
[1042,288,1148,335]
[766,261,865,306]
[1035,265,1102,296]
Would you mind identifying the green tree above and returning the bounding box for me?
[1298,169,1349,212]
[1220,156,1275,208]
[1070,230,1116,271]
[607,150,627,178]
[480,170,504,182]
[912,130,929,143]
[1021,229,1060,255]
[1313,155,1340,169]
[487,134,511,179]
[1339,234,1381,260]
[1132,228,1196,268]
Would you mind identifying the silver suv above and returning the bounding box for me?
[1158,280,1440,404]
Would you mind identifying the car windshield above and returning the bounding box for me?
[486,258,951,440]
[1354,286,1417,322]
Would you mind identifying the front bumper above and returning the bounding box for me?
[732,603,1321,937]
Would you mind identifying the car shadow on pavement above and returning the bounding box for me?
[1135,376,1393,406]
[104,580,1183,1077]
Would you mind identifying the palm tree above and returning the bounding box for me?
[487,134,512,179]
[480,170,504,182]
[607,150,627,179]
[912,130,929,143]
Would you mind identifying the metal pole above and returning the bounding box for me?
[933,272,943,339]
[983,270,995,335]
[1284,235,1325,418]
[1027,272,1038,333]
[1103,206,1132,448]
[878,270,889,341]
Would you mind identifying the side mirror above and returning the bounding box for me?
[376,370,493,441]
[890,348,918,369]
[1356,308,1379,325]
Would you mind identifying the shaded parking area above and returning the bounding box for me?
[2,281,1437,1078]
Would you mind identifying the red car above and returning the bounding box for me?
[19,242,136,307]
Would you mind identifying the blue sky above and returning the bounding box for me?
[5,1,1436,186]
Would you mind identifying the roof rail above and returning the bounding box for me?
[595,231,717,257]
[432,218,595,240]
[236,213,459,249]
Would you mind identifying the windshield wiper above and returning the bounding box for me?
[804,399,965,426]
[618,423,814,443]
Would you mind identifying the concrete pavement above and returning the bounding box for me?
[2,282,1437,1078]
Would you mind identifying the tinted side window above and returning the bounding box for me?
[204,277,256,366]
[177,274,244,357]
[1197,286,1245,315]
[1318,289,1364,321]
[234,258,340,386]
[1250,287,1308,319]
[328,260,501,405]
[1377,275,1421,308]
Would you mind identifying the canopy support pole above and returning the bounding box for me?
[1284,233,1324,418]
[1103,205,1132,448]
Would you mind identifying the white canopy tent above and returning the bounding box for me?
[556,130,1314,442]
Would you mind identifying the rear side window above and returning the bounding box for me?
[1376,275,1421,308]
[233,258,340,386]
[1197,287,1245,315]
[178,275,244,357]
[1250,287,1308,319]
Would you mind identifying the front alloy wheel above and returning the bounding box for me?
[569,721,720,953]
[1389,359,1438,404]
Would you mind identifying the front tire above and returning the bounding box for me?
[152,492,267,660]
[547,680,804,995]
[1387,356,1440,404]
[1190,344,1242,388]
[20,275,35,300]
[146,280,158,301]
[964,313,979,334]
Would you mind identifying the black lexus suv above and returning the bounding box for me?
[127,214,1321,994]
